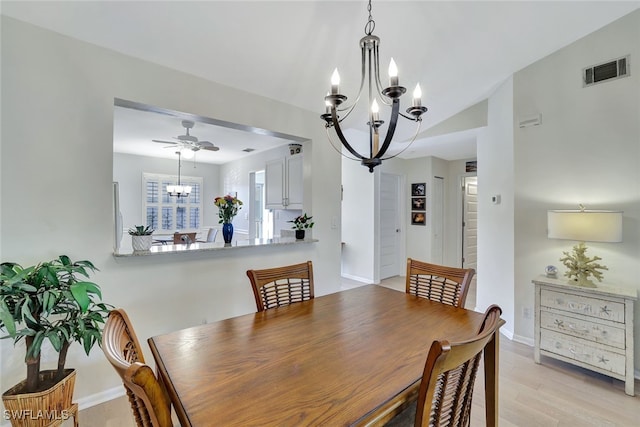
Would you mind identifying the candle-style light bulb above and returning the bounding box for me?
[412,83,422,107]
[388,58,399,87]
[331,68,340,94]
[371,99,380,121]
[372,99,381,156]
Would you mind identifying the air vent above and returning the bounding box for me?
[242,148,256,153]
[583,55,629,87]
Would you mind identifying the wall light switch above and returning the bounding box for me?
[491,195,501,205]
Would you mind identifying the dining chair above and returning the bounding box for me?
[246,261,314,312]
[173,232,196,244]
[197,227,218,243]
[102,309,173,427]
[385,304,503,427]
[405,258,475,308]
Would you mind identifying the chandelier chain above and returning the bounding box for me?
[364,0,375,35]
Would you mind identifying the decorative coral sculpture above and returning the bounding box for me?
[559,242,608,287]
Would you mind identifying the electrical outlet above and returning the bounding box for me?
[522,307,532,319]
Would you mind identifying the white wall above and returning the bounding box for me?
[476,77,516,338]
[341,157,375,283]
[512,9,640,358]
[1,16,342,404]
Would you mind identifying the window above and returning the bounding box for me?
[143,173,203,232]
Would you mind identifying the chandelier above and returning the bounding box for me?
[167,151,192,198]
[321,0,428,172]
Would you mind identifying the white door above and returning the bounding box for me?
[462,177,478,271]
[380,173,401,279]
[432,177,444,264]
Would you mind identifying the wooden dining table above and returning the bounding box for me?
[148,285,503,426]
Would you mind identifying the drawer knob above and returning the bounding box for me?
[600,305,611,316]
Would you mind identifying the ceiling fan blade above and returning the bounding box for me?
[175,135,198,142]
[202,145,220,151]
[152,139,178,145]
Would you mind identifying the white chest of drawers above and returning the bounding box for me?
[532,275,637,396]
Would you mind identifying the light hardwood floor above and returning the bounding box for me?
[75,278,639,426]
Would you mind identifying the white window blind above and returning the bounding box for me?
[143,173,203,232]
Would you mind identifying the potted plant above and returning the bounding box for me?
[128,225,154,252]
[289,213,314,240]
[0,255,110,426]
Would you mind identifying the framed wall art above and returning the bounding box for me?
[411,212,426,226]
[411,183,426,196]
[411,197,426,211]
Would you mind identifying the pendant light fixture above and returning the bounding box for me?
[321,0,428,172]
[167,151,192,198]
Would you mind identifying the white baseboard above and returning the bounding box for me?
[512,334,534,347]
[340,274,372,287]
[76,386,125,410]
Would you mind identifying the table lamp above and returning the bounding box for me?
[547,206,622,287]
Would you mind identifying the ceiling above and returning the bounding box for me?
[3,1,639,164]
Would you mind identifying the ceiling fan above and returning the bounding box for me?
[152,120,220,152]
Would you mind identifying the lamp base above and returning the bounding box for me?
[569,276,597,288]
[560,242,607,288]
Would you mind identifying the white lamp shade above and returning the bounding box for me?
[547,210,623,243]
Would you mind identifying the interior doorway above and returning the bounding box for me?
[462,176,478,307]
[462,176,478,270]
[249,171,273,239]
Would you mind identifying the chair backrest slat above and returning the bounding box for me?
[406,258,475,308]
[247,261,314,312]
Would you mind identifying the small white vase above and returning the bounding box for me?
[132,235,153,252]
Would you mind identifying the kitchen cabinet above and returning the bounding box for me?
[265,155,303,209]
[532,275,636,396]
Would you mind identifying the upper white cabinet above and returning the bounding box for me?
[266,155,303,210]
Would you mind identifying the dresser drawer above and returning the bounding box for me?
[540,329,625,376]
[540,310,625,349]
[540,289,625,323]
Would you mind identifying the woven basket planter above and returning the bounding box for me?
[2,369,76,427]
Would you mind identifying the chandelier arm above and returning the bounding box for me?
[380,119,423,160]
[398,111,420,121]
[336,43,369,117]
[325,126,360,161]
[332,108,365,160]
[373,45,392,106]
[373,99,401,159]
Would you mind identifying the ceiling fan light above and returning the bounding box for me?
[181,148,195,159]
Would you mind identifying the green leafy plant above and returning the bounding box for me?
[289,213,314,230]
[128,225,154,236]
[0,255,111,393]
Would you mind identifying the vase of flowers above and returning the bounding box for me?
[289,213,314,240]
[214,195,243,244]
